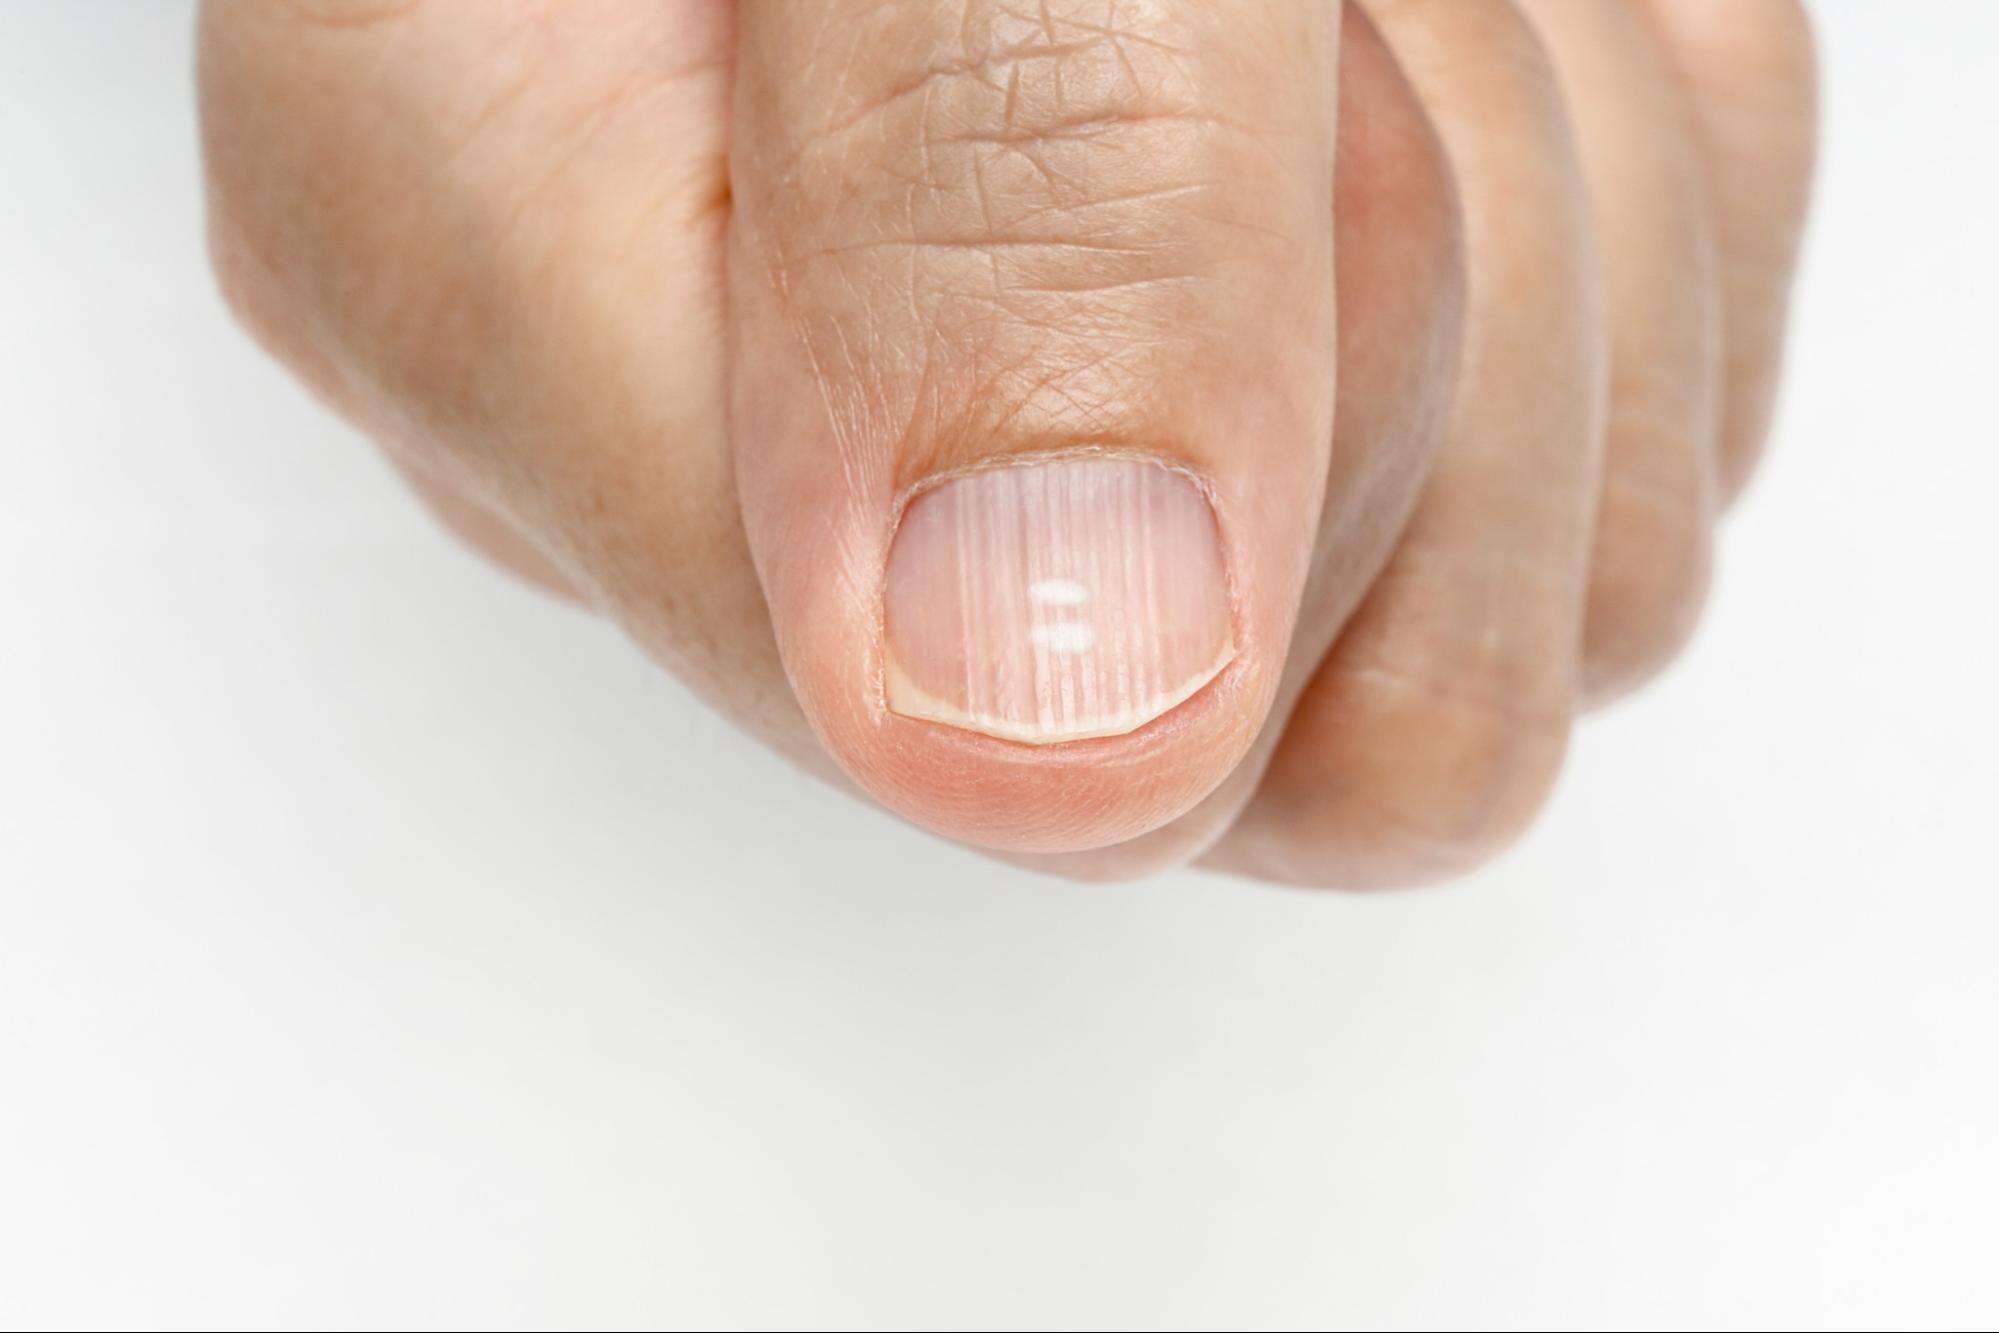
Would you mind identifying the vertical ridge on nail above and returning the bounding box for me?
[884,456,1235,744]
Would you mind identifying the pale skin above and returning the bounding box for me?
[199,0,1817,885]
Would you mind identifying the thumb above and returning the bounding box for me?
[728,0,1344,853]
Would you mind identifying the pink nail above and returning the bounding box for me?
[884,456,1235,743]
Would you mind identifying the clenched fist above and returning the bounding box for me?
[199,0,1815,884]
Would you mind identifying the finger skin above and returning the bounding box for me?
[206,0,1458,878]
[207,0,1754,883]
[1644,0,1818,506]
[1018,1,1463,879]
[1210,0,1604,888]
[1516,0,1726,707]
[727,0,1345,853]
[200,0,835,776]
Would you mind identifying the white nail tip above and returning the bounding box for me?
[885,638,1236,744]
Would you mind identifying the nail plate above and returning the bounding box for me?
[883,456,1234,743]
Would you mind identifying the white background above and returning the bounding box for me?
[3,3,1994,1329]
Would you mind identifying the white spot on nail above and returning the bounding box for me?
[1028,578,1089,608]
[1030,621,1097,655]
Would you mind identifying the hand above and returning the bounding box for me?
[199,0,1815,884]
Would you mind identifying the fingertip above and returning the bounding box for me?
[752,450,1287,855]
[727,0,1346,853]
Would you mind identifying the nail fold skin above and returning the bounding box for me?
[883,455,1236,745]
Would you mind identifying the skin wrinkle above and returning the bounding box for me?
[1336,637,1574,733]
[774,1,1214,183]
[1002,272,1203,296]
[1383,533,1590,595]
[1596,447,1712,525]
[955,344,1115,445]
[776,10,1235,174]
[278,0,426,31]
[775,217,1211,474]
[778,216,1189,262]
[814,39,1115,142]
[757,7,1281,454]
[1004,179,1214,220]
